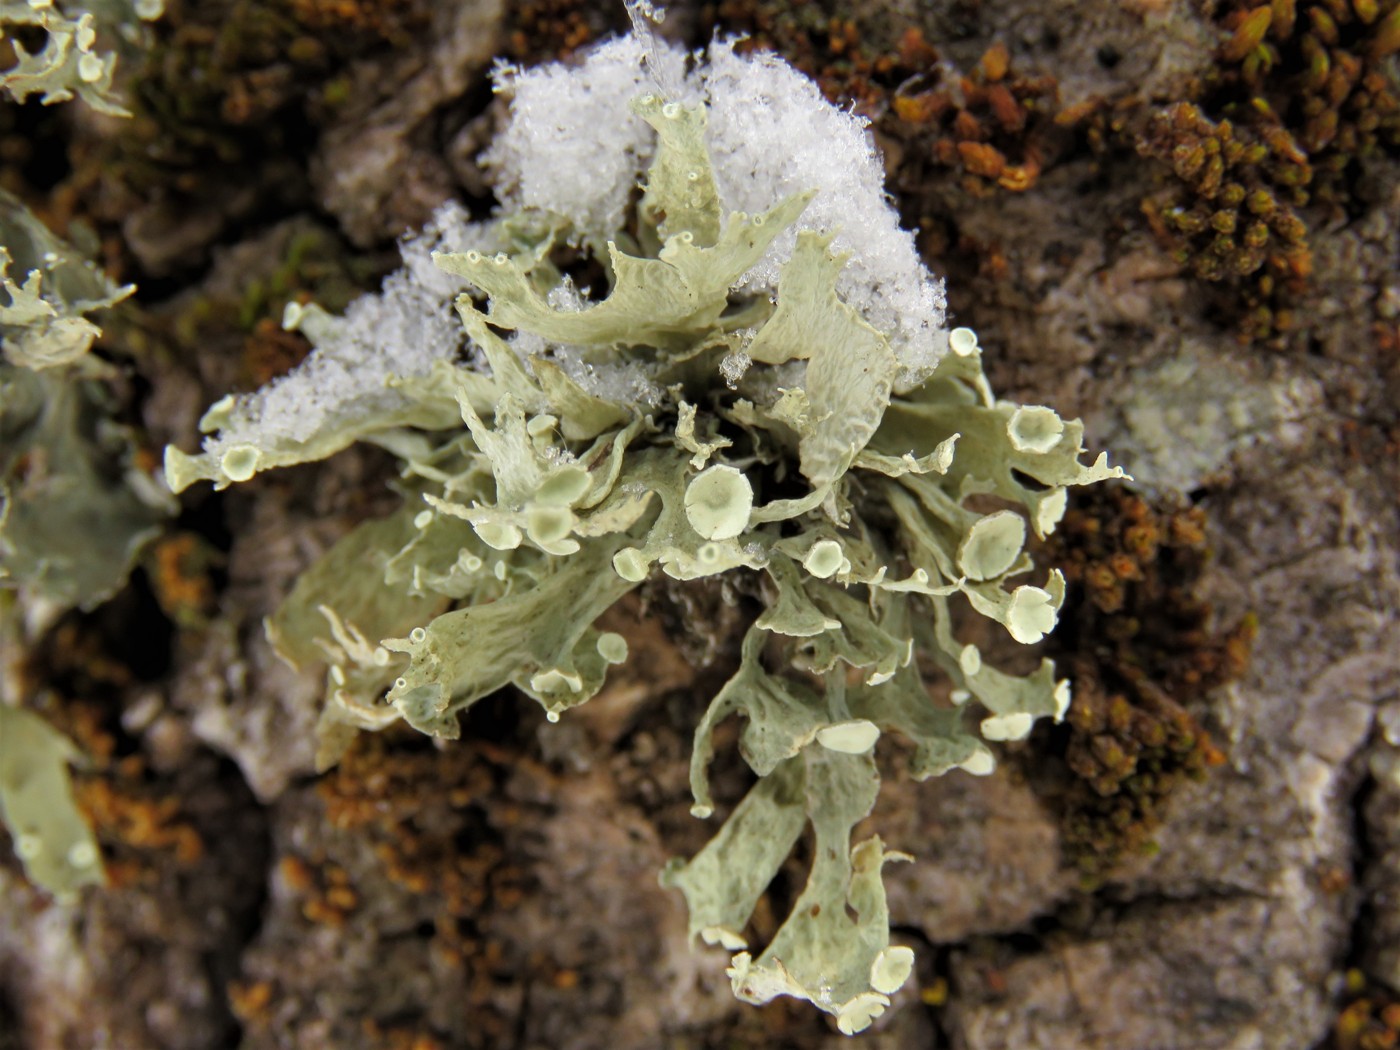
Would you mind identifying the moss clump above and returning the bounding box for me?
[236,731,530,1047]
[72,749,206,891]
[1134,0,1399,344]
[1212,0,1400,206]
[1330,969,1400,1050]
[287,0,422,39]
[317,734,525,924]
[890,39,1061,196]
[229,225,382,388]
[305,733,525,1046]
[147,532,220,630]
[1041,485,1254,887]
[1138,101,1312,342]
[237,226,374,331]
[143,221,380,399]
[52,0,432,266]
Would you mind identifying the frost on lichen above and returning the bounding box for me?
[168,26,1124,1033]
[0,0,164,117]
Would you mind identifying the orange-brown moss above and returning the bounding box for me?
[1138,101,1312,343]
[704,3,1063,195]
[74,775,205,889]
[1129,0,1400,345]
[1330,970,1400,1050]
[1041,485,1255,887]
[703,0,916,110]
[9,609,215,890]
[274,733,537,1045]
[892,39,1061,196]
[33,620,136,695]
[288,0,423,41]
[319,736,529,923]
[239,319,314,391]
[37,696,206,890]
[227,977,275,1027]
[41,0,435,277]
[288,858,360,928]
[359,1020,447,1050]
[148,532,220,629]
[501,0,629,64]
[1212,0,1400,203]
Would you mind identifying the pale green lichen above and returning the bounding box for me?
[0,90,163,618]
[684,464,753,540]
[0,0,164,901]
[0,188,132,371]
[0,355,162,895]
[166,34,1124,1033]
[0,703,104,897]
[0,0,163,117]
[0,366,169,610]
